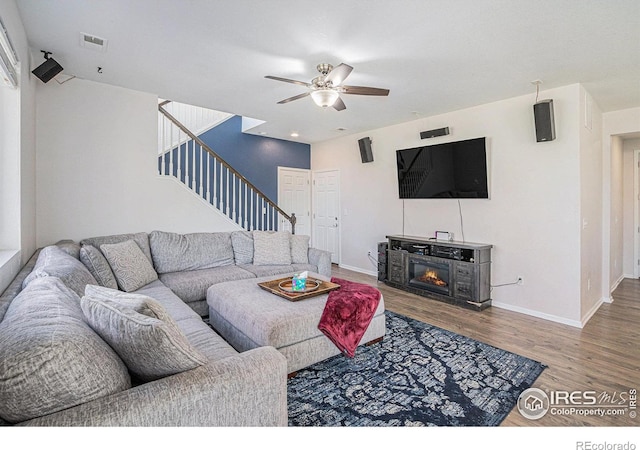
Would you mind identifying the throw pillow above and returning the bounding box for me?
[253,231,292,266]
[22,245,98,297]
[100,240,158,292]
[231,230,254,264]
[80,244,118,289]
[81,285,208,382]
[0,277,131,423]
[290,234,310,264]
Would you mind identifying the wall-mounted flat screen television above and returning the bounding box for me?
[396,137,488,199]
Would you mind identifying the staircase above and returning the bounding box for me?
[157,101,296,233]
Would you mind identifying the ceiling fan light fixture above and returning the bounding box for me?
[311,89,339,108]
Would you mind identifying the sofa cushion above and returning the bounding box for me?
[81,285,208,382]
[80,244,118,289]
[149,231,235,274]
[22,245,98,297]
[290,235,310,264]
[80,232,153,265]
[0,277,131,423]
[100,240,158,292]
[231,230,254,264]
[237,264,297,278]
[158,265,256,304]
[253,231,292,266]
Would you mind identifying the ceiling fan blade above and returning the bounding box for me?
[341,85,390,96]
[332,96,346,111]
[324,63,353,86]
[265,75,311,87]
[277,92,310,104]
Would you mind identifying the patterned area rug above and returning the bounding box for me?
[288,311,546,426]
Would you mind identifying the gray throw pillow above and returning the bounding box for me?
[0,277,131,423]
[100,240,158,292]
[81,285,208,382]
[290,235,310,264]
[80,245,118,289]
[22,245,98,297]
[253,231,292,266]
[231,231,254,264]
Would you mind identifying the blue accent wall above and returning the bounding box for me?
[198,115,310,202]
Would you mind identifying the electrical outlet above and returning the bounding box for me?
[367,251,371,256]
[517,276,524,285]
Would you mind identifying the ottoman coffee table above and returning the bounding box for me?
[206,272,386,375]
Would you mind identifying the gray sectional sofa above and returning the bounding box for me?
[0,230,332,426]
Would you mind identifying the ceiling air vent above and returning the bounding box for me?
[80,32,108,52]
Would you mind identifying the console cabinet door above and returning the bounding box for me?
[387,250,407,284]
[453,261,477,301]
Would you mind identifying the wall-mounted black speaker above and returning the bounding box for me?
[533,99,556,142]
[32,55,64,83]
[420,127,450,139]
[358,137,374,163]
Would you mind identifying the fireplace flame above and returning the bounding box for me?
[418,270,447,287]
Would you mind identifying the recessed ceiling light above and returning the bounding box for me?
[259,131,267,135]
[290,132,299,137]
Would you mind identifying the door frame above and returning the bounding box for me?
[277,167,311,235]
[311,169,341,265]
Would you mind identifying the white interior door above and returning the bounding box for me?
[277,167,311,236]
[312,170,340,264]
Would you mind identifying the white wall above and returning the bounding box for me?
[578,86,604,323]
[622,138,640,276]
[610,135,625,285]
[312,84,584,325]
[36,78,240,245]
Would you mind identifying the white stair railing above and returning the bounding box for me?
[158,102,296,233]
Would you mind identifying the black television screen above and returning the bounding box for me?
[396,137,488,199]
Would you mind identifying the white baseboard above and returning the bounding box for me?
[580,297,605,326]
[610,274,626,293]
[338,264,377,278]
[491,301,584,328]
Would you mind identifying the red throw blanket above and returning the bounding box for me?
[318,277,381,358]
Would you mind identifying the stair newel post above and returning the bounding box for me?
[290,213,296,235]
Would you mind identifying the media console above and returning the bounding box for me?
[383,235,492,311]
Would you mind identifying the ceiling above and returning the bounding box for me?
[15,0,640,144]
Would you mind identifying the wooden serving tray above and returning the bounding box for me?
[258,276,341,302]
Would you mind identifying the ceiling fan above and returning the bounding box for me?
[265,63,389,111]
